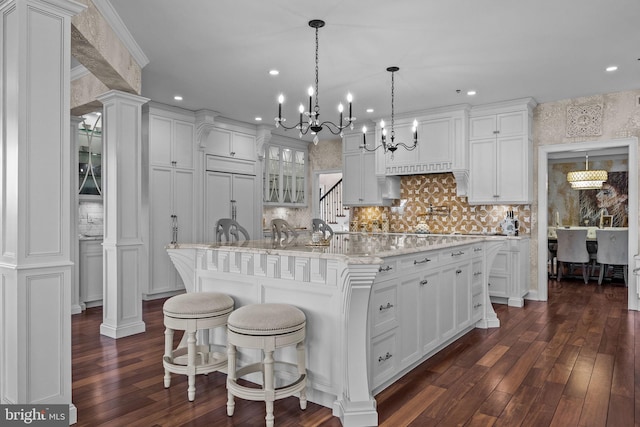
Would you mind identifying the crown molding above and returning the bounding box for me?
[93,0,149,68]
[70,64,90,81]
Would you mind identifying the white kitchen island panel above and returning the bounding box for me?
[167,233,506,426]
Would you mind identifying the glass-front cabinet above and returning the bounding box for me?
[264,141,307,207]
[78,112,102,197]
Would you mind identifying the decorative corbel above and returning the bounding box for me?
[194,109,221,151]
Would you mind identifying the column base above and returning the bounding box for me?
[100,321,145,339]
[333,398,378,427]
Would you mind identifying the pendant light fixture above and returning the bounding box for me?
[567,152,608,190]
[275,19,355,145]
[360,66,417,159]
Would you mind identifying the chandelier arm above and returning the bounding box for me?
[393,141,418,151]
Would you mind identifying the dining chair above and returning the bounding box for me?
[555,228,590,284]
[311,218,334,239]
[215,218,250,242]
[270,219,298,241]
[596,228,628,285]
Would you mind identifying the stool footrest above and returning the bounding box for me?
[227,362,307,402]
[163,349,227,376]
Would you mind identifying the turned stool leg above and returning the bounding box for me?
[163,327,173,388]
[264,349,275,427]
[226,343,236,416]
[296,341,307,409]
[186,329,196,401]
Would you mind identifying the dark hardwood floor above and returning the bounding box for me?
[72,277,638,426]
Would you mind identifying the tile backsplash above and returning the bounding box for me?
[352,173,531,235]
[78,200,104,236]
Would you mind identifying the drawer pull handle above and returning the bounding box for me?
[379,302,394,311]
[414,258,431,265]
[474,247,483,252]
[378,352,393,363]
[451,251,465,257]
[420,279,429,286]
[473,303,483,309]
[379,265,393,272]
[456,269,462,274]
[473,271,483,276]
[633,266,640,273]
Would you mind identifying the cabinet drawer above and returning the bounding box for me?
[472,260,484,295]
[371,281,398,336]
[443,245,473,263]
[399,251,440,270]
[488,274,508,297]
[370,329,398,388]
[472,294,484,321]
[376,259,398,279]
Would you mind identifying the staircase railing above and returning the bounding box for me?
[319,179,347,224]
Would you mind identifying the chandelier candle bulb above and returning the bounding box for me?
[347,93,353,118]
[278,94,283,121]
[413,119,418,139]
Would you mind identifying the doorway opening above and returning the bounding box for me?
[537,138,638,310]
[314,170,349,232]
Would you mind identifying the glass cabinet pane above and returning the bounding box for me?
[267,146,280,202]
[78,113,102,196]
[282,148,293,203]
[294,150,305,203]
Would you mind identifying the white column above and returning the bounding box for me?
[0,0,86,423]
[97,90,149,338]
[71,116,84,315]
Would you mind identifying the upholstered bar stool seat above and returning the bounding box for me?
[226,303,307,427]
[163,292,234,401]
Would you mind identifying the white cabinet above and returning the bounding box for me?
[468,98,536,205]
[79,239,103,308]
[202,126,256,162]
[264,139,308,207]
[370,242,486,391]
[144,104,196,299]
[342,129,399,206]
[488,237,530,307]
[374,106,468,176]
[204,171,258,241]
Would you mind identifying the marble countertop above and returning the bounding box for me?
[169,232,514,262]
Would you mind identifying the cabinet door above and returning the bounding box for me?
[469,139,497,202]
[231,174,257,240]
[361,150,379,204]
[232,132,256,161]
[173,120,194,169]
[204,171,233,242]
[496,135,528,202]
[149,115,173,166]
[149,167,178,294]
[174,169,195,245]
[398,274,421,368]
[79,240,103,305]
[419,270,441,355]
[439,265,457,341]
[497,111,526,137]
[454,261,472,330]
[469,115,497,140]
[342,152,363,205]
[205,128,233,158]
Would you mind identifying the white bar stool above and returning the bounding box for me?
[226,303,307,427]
[163,292,234,401]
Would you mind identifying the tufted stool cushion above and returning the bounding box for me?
[227,303,305,335]
[163,292,234,401]
[226,303,307,427]
[164,292,234,319]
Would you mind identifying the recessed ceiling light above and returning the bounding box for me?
[605,65,618,72]
[255,117,262,121]
[174,95,183,101]
[269,69,279,76]
[467,90,477,96]
[366,108,374,113]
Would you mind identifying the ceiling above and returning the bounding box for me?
[106,0,640,140]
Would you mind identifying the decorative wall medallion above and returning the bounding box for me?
[566,104,603,137]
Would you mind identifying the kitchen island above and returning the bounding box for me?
[167,233,506,426]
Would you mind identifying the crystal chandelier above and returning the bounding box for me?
[360,66,417,159]
[567,153,608,190]
[275,19,355,144]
